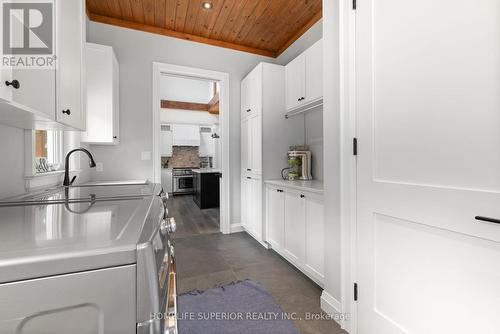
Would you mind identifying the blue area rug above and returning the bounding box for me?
[178,279,301,334]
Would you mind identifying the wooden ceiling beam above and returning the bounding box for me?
[88,13,276,58]
[208,92,220,115]
[161,100,209,111]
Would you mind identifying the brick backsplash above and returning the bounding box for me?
[163,146,200,168]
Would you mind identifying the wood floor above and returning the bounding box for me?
[169,194,347,334]
[169,195,220,239]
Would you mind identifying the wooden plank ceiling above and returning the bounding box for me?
[86,0,322,58]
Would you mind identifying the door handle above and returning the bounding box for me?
[475,216,500,225]
[5,80,20,89]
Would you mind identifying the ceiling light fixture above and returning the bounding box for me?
[202,2,213,9]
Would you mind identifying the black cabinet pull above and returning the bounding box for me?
[247,169,251,171]
[300,194,305,198]
[475,216,500,225]
[113,136,117,139]
[246,177,251,180]
[246,109,251,113]
[62,109,71,115]
[5,80,20,89]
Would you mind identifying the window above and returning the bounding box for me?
[34,130,63,174]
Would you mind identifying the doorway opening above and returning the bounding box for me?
[152,62,230,236]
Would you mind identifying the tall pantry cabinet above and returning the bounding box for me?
[240,63,303,244]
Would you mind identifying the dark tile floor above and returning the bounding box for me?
[170,195,220,239]
[170,196,347,334]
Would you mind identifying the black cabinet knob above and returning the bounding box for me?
[62,109,71,115]
[113,136,117,139]
[5,80,20,89]
[246,109,251,113]
[300,194,305,198]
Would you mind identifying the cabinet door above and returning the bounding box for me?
[285,54,306,111]
[81,44,116,144]
[56,0,85,129]
[241,118,252,173]
[248,176,262,239]
[241,176,250,230]
[247,65,262,117]
[284,190,306,263]
[241,75,250,120]
[249,115,262,175]
[305,39,323,104]
[304,193,325,281]
[266,186,285,250]
[0,69,12,102]
[160,127,173,157]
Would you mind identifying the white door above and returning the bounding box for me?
[284,190,305,263]
[249,115,262,175]
[266,186,285,250]
[356,1,500,333]
[305,39,323,104]
[304,193,324,281]
[285,55,306,111]
[56,0,85,129]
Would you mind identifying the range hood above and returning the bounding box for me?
[172,124,200,147]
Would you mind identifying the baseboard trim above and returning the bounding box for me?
[230,223,244,233]
[321,291,344,328]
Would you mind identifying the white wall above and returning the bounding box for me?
[0,125,26,198]
[305,109,324,181]
[160,75,212,103]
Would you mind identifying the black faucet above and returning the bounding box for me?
[63,148,97,187]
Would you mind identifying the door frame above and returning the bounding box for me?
[152,62,231,235]
[322,0,359,333]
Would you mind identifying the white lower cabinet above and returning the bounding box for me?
[266,186,285,249]
[265,183,325,286]
[241,175,262,243]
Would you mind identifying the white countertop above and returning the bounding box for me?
[192,168,220,174]
[265,179,324,194]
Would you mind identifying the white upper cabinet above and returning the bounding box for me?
[172,124,200,146]
[285,55,306,111]
[241,65,262,120]
[81,43,120,144]
[160,125,173,157]
[285,39,323,112]
[55,0,85,130]
[305,39,323,104]
[0,0,86,130]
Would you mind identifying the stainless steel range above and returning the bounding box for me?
[172,168,196,195]
[0,181,177,334]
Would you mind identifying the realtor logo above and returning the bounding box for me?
[3,2,53,55]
